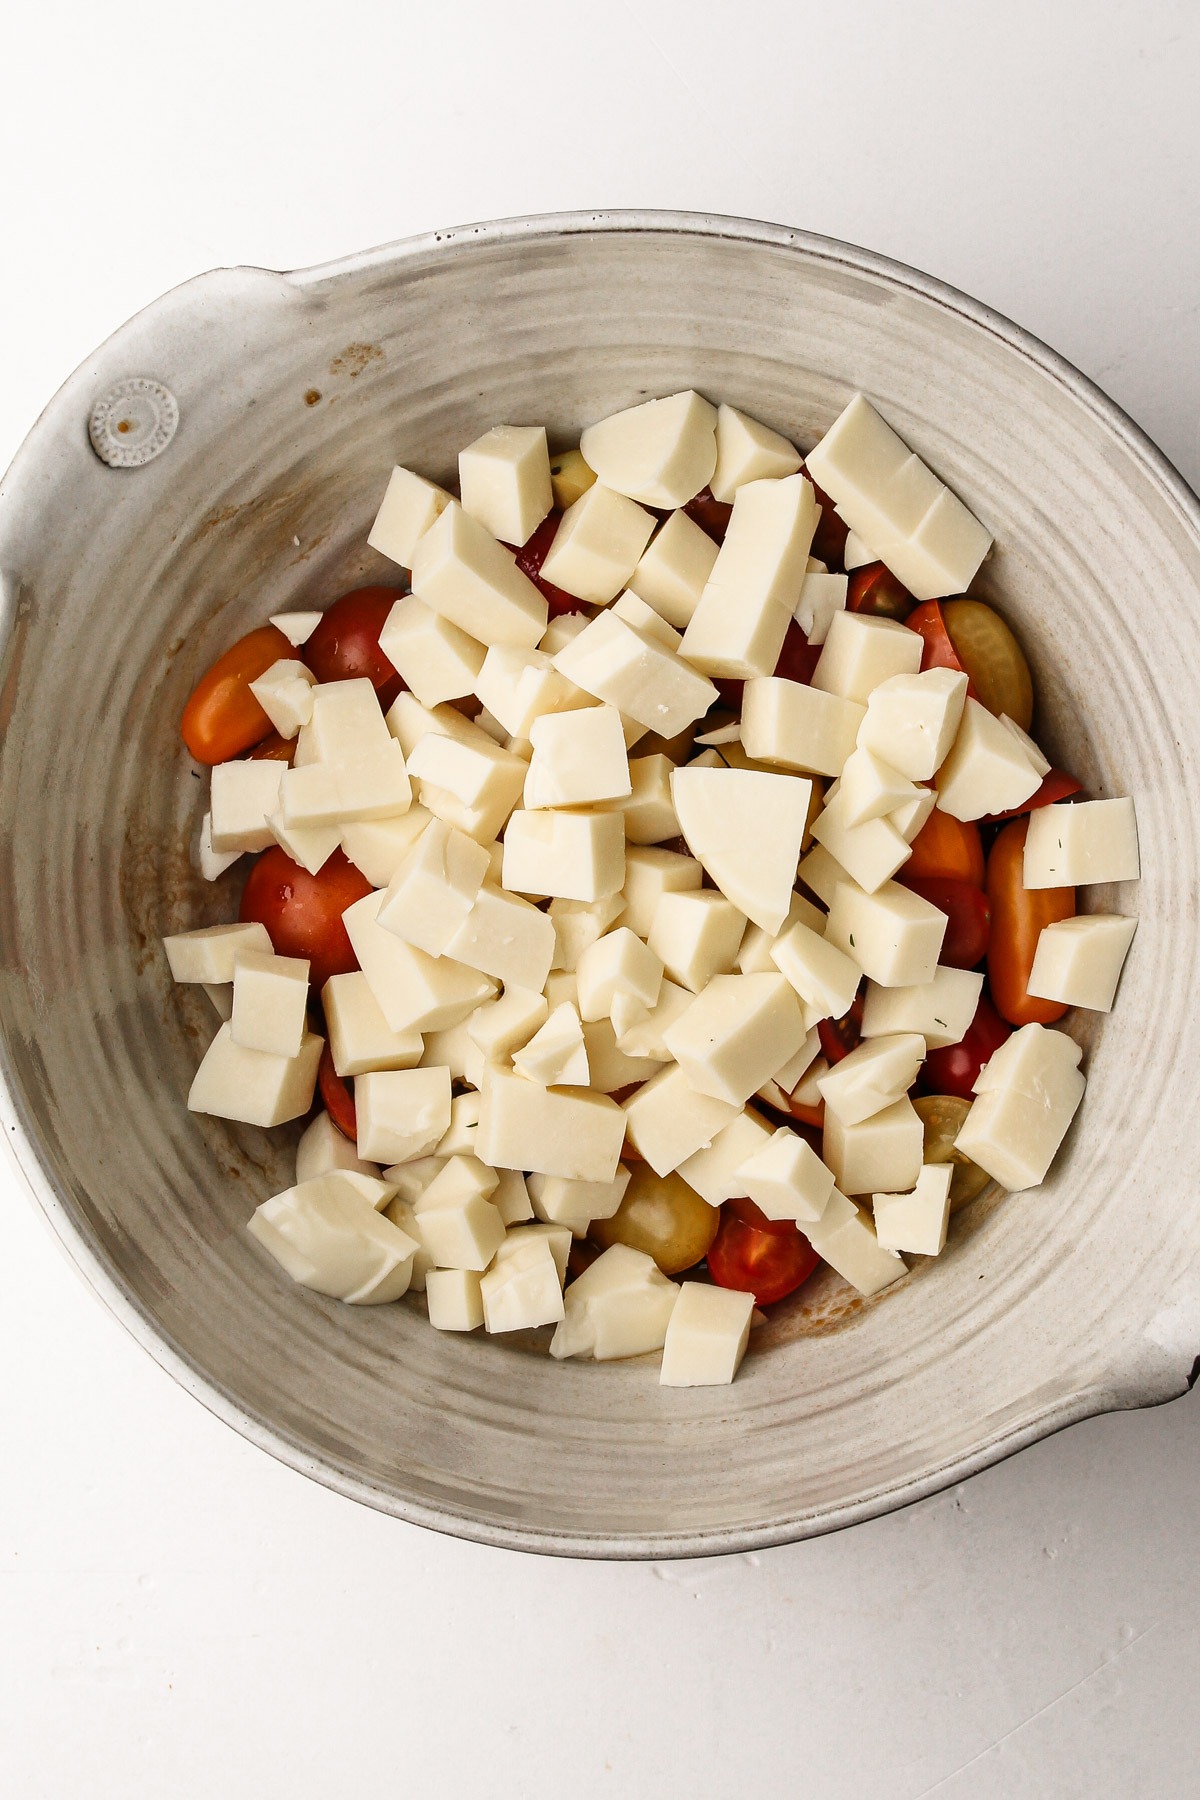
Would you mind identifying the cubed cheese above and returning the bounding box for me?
[955,1023,1086,1190]
[737,893,825,975]
[810,611,922,705]
[406,733,526,842]
[502,808,626,902]
[527,1165,631,1235]
[1027,913,1137,1011]
[458,424,553,548]
[342,891,496,1033]
[872,1163,953,1256]
[675,1106,774,1205]
[797,843,854,909]
[480,1238,565,1332]
[1023,799,1140,888]
[802,1188,908,1296]
[825,880,947,987]
[576,927,663,1022]
[838,747,923,826]
[309,679,394,765]
[248,1172,417,1305]
[595,753,679,845]
[548,447,596,511]
[433,1092,482,1160]
[680,474,817,678]
[710,403,802,502]
[794,570,849,646]
[383,1158,447,1207]
[553,609,717,736]
[659,1282,754,1386]
[443,882,557,992]
[543,970,579,1011]
[269,610,323,647]
[490,1168,536,1226]
[414,1183,506,1274]
[817,1033,926,1126]
[340,807,431,888]
[822,1095,923,1195]
[267,811,340,876]
[473,645,581,738]
[611,584,684,648]
[198,811,241,881]
[368,465,453,568]
[810,788,911,895]
[621,1065,741,1176]
[540,483,657,604]
[630,509,720,627]
[466,986,548,1061]
[663,973,808,1107]
[248,658,316,738]
[355,1066,452,1165]
[382,1197,437,1289]
[493,1222,573,1281]
[229,950,309,1059]
[857,669,969,782]
[934,698,1044,820]
[769,919,861,1023]
[620,846,703,938]
[377,595,486,708]
[210,759,285,853]
[549,1244,678,1361]
[671,765,812,935]
[740,677,864,778]
[548,893,624,972]
[647,888,746,993]
[580,1018,664,1093]
[477,1066,626,1181]
[163,921,272,985]
[410,501,547,648]
[376,818,490,955]
[734,1126,836,1223]
[523,704,631,809]
[612,976,694,1060]
[579,390,717,509]
[889,786,939,844]
[842,530,877,571]
[511,1001,590,1086]
[384,691,497,759]
[188,1024,323,1128]
[861,965,983,1049]
[295,1110,379,1184]
[425,1267,486,1331]
[322,971,424,1077]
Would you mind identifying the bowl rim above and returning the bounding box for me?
[3,207,1199,1560]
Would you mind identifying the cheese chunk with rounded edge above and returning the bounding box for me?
[368,465,453,568]
[164,921,272,985]
[296,1110,379,1184]
[811,611,923,705]
[343,891,496,1032]
[858,669,969,782]
[248,1172,417,1304]
[817,1033,926,1126]
[822,1095,923,1195]
[477,1066,625,1181]
[355,1066,452,1165]
[270,610,322,647]
[502,808,626,902]
[210,759,285,853]
[540,483,657,603]
[552,610,717,736]
[660,1282,754,1386]
[512,1001,590,1086]
[1027,913,1137,1011]
[648,888,746,993]
[740,677,864,778]
[443,882,557,993]
[955,1023,1085,1190]
[839,746,922,826]
[376,818,490,955]
[1024,799,1140,889]
[188,1024,323,1128]
[612,977,693,1061]
[339,807,430,888]
[671,765,812,936]
[620,846,703,938]
[410,501,547,648]
[802,1189,907,1295]
[710,403,802,502]
[680,474,818,678]
[825,880,947,988]
[480,1238,565,1332]
[770,919,861,1023]
[676,1106,774,1205]
[466,986,548,1061]
[322,972,424,1077]
[458,424,553,548]
[794,570,849,646]
[576,928,663,1023]
[473,645,581,739]
[425,1267,485,1331]
[377,596,485,709]
[621,1065,740,1175]
[934,699,1043,821]
[873,1163,953,1256]
[630,509,720,627]
[549,1244,679,1361]
[528,1165,631,1235]
[230,950,309,1059]
[663,974,808,1107]
[550,893,625,973]
[523,704,631,809]
[810,788,911,895]
[734,1127,835,1223]
[248,659,316,738]
[861,965,983,1049]
[580,390,717,509]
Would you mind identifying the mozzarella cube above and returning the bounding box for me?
[209,759,284,853]
[540,483,657,603]
[734,1127,835,1224]
[594,753,679,845]
[377,596,485,708]
[163,921,272,985]
[648,888,746,993]
[543,970,578,1011]
[188,1024,323,1128]
[547,447,596,511]
[549,893,625,973]
[710,403,802,502]
[473,645,582,738]
[407,733,526,841]
[466,986,548,1061]
[761,1027,823,1103]
[659,1282,754,1386]
[861,965,982,1049]
[443,881,557,993]
[1027,913,1137,1011]
[490,1169,536,1226]
[839,747,923,826]
[901,487,995,602]
[576,927,663,1022]
[229,950,309,1058]
[825,880,947,987]
[621,1064,741,1175]
[842,530,876,571]
[527,1165,631,1235]
[279,752,410,829]
[411,501,547,648]
[811,612,923,705]
[795,844,851,910]
[425,1267,485,1331]
[770,919,861,1023]
[581,1018,663,1093]
[538,612,590,655]
[431,1092,480,1160]
[955,1023,1085,1190]
[480,1238,565,1332]
[198,811,240,881]
[266,811,340,876]
[810,788,911,894]
[269,610,322,647]
[676,1107,774,1205]
[248,658,316,738]
[680,474,818,677]
[384,1157,449,1207]
[620,846,703,938]
[296,1110,379,1185]
[414,1192,506,1276]
[1024,798,1140,888]
[630,509,720,627]
[368,465,453,568]
[889,786,939,844]
[511,1002,590,1086]
[740,677,864,778]
[549,1244,679,1361]
[579,390,717,509]
[477,1066,626,1181]
[343,890,496,1032]
[321,972,422,1077]
[737,893,825,975]
[458,424,553,548]
[613,976,693,1061]
[339,808,430,888]
[309,679,393,765]
[553,610,717,736]
[671,765,812,935]
[355,1066,452,1165]
[385,691,497,759]
[802,1189,908,1296]
[523,705,631,809]
[248,1172,417,1305]
[817,1033,926,1126]
[610,588,683,650]
[872,1163,953,1256]
[663,973,808,1107]
[502,808,626,902]
[794,570,849,646]
[382,1197,437,1289]
[935,698,1044,820]
[494,1222,572,1280]
[823,1095,923,1195]
[375,818,490,955]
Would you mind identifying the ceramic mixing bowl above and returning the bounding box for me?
[1,212,1197,1557]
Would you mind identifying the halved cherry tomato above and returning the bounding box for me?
[302,587,406,709]
[941,599,1034,731]
[906,599,973,681]
[904,808,985,886]
[847,562,914,623]
[818,991,864,1064]
[922,994,1011,1100]
[986,817,1075,1025]
[913,1095,991,1212]
[805,474,850,568]
[318,1040,358,1142]
[239,846,371,992]
[589,1166,719,1274]
[774,619,821,684]
[985,767,1083,822]
[180,624,293,764]
[899,875,991,968]
[509,512,587,617]
[683,487,733,544]
[248,730,298,766]
[707,1198,821,1306]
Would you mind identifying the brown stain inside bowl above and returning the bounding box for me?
[329,343,384,379]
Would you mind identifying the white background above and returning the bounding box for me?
[3,3,1199,1795]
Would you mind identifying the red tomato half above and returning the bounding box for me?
[818,991,864,1065]
[984,768,1083,822]
[805,474,850,568]
[847,562,914,622]
[181,624,294,765]
[239,847,371,992]
[906,601,975,693]
[923,994,1011,1099]
[302,587,406,709]
[900,875,991,968]
[318,1041,358,1142]
[707,1199,821,1306]
[510,512,587,617]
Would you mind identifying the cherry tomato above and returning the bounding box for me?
[923,994,1011,1100]
[899,875,991,968]
[302,587,406,709]
[239,847,371,992]
[985,767,1083,822]
[904,808,985,886]
[510,512,587,617]
[941,599,1034,731]
[707,1198,821,1306]
[589,1166,719,1274]
[683,487,733,544]
[847,562,914,623]
[905,601,972,685]
[913,1095,991,1212]
[805,474,850,568]
[713,677,745,710]
[248,730,298,766]
[180,624,293,764]
[818,992,864,1065]
[986,817,1075,1025]
[774,619,821,684]
[318,1041,358,1142]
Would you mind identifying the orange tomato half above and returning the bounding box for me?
[986,817,1075,1025]
[180,624,293,764]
